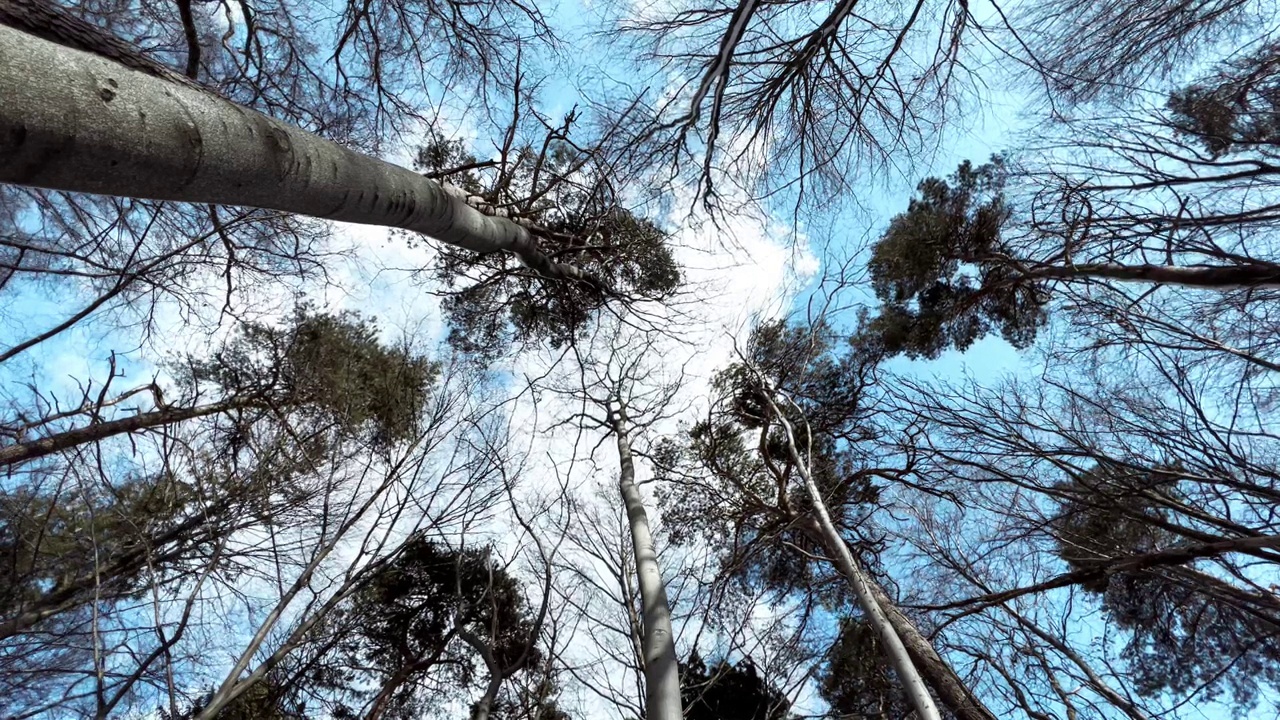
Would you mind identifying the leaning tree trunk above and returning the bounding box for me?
[608,402,683,720]
[865,578,999,720]
[0,1,594,284]
[761,394,943,720]
[0,397,248,468]
[761,381,997,720]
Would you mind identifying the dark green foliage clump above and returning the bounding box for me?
[820,617,909,720]
[716,321,881,440]
[1051,469,1172,593]
[680,652,790,720]
[188,305,438,447]
[320,534,544,719]
[414,128,681,361]
[356,536,539,678]
[1168,42,1280,156]
[0,472,194,620]
[136,530,556,720]
[1052,466,1280,709]
[860,157,1047,358]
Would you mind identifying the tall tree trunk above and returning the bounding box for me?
[363,666,415,720]
[762,393,943,720]
[0,398,246,468]
[758,376,999,720]
[0,4,594,284]
[608,402,683,720]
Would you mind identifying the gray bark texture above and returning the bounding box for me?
[610,404,683,720]
[0,2,598,284]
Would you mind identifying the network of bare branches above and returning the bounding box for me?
[610,0,977,211]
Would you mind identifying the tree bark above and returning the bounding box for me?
[0,398,245,468]
[363,665,415,720]
[458,626,506,720]
[0,5,595,285]
[754,372,998,720]
[608,403,683,720]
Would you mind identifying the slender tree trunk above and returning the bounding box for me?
[459,627,506,720]
[762,395,943,720]
[758,376,998,720]
[363,666,414,720]
[0,4,594,284]
[608,403,682,720]
[1031,261,1280,289]
[0,398,246,468]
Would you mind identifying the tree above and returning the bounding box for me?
[0,315,415,694]
[162,670,312,720]
[1166,41,1280,157]
[608,398,683,720]
[183,305,438,450]
[411,124,680,360]
[2,2,684,367]
[1,306,436,470]
[889,348,1280,717]
[17,2,1280,719]
[735,357,943,720]
[1,0,548,150]
[0,309,508,720]
[0,469,200,638]
[0,2,599,285]
[532,327,689,720]
[314,534,549,720]
[862,138,1280,360]
[1051,467,1280,707]
[0,0,561,367]
[658,320,995,720]
[859,158,1047,359]
[179,361,525,720]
